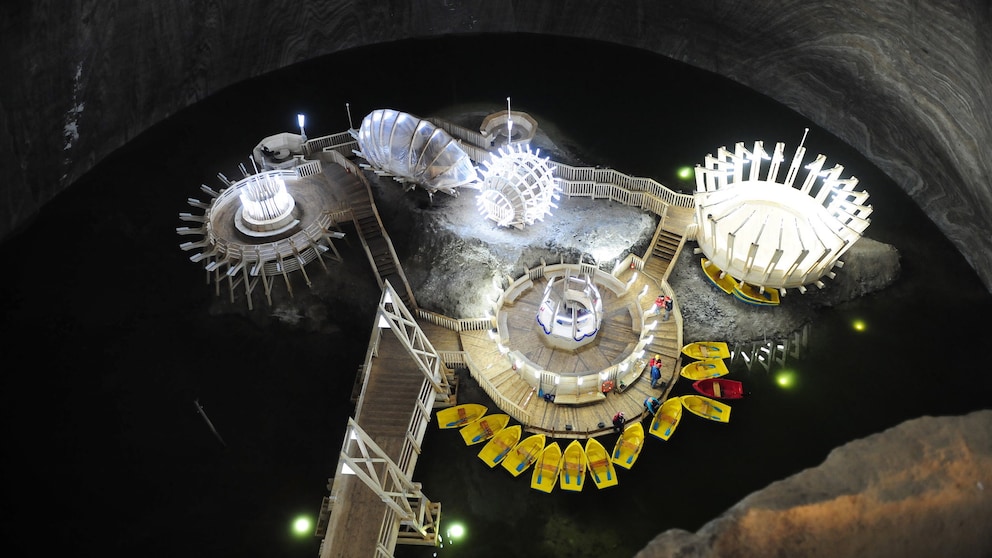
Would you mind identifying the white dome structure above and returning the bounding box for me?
[352,108,479,196]
[476,143,559,229]
[693,130,872,295]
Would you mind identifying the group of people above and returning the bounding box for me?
[653,294,673,321]
[611,396,663,433]
[604,294,674,433]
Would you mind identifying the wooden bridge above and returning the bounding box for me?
[300,123,698,557]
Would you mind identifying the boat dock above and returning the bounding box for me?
[304,124,699,557]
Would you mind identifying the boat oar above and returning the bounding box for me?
[471,423,493,443]
[626,440,642,464]
[493,446,512,464]
[516,451,533,472]
[536,457,545,483]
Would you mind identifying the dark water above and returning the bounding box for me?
[1,34,990,558]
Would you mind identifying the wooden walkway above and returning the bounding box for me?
[319,327,440,558]
[312,132,701,555]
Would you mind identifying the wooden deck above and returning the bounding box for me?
[320,330,430,558]
[454,263,685,438]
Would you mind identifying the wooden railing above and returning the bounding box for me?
[551,162,695,213]
[437,350,532,425]
[415,309,494,332]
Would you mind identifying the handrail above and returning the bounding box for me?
[438,350,532,425]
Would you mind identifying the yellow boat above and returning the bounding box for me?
[701,258,738,295]
[649,396,684,441]
[435,403,488,429]
[530,442,562,493]
[585,437,619,489]
[611,422,644,469]
[477,424,522,467]
[733,282,781,306]
[680,358,730,380]
[681,341,731,360]
[502,433,546,477]
[459,413,510,445]
[681,394,732,423]
[559,440,587,492]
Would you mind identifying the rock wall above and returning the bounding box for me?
[2,4,990,554]
[1,1,990,293]
[635,410,992,558]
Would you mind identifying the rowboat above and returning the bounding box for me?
[436,403,488,429]
[680,358,730,380]
[733,282,781,306]
[701,258,737,295]
[477,424,522,467]
[649,396,683,441]
[459,413,510,445]
[681,394,732,423]
[692,377,745,399]
[530,442,562,493]
[611,422,644,470]
[559,440,587,492]
[501,433,546,477]
[585,437,619,489]
[682,341,731,360]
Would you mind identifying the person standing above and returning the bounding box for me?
[653,294,664,315]
[612,411,626,432]
[650,355,662,388]
[662,295,673,321]
[644,396,661,414]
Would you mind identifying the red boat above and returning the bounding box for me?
[692,378,745,399]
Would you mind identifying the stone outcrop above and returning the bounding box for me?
[672,236,901,343]
[635,410,992,558]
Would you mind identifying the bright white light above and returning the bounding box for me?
[341,463,356,475]
[377,314,391,328]
[297,113,305,128]
[476,143,558,229]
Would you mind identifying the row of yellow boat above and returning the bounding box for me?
[436,393,733,493]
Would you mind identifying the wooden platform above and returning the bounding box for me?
[456,264,684,438]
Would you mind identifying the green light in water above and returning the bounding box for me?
[776,370,796,388]
[852,319,866,332]
[293,516,312,536]
[677,166,693,180]
[447,523,465,539]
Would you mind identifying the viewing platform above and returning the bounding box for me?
[441,255,687,438]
